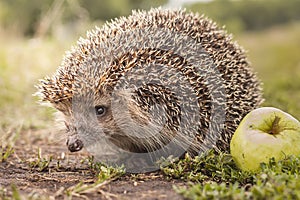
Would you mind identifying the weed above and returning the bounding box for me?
[28,148,53,172]
[11,185,22,200]
[0,145,14,162]
[172,154,300,199]
[0,187,9,200]
[0,125,21,162]
[66,160,124,198]
[175,182,246,200]
[162,150,253,184]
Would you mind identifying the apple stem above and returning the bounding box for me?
[269,116,281,135]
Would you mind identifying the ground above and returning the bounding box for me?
[0,128,187,199]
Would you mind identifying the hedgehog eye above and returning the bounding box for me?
[95,105,106,116]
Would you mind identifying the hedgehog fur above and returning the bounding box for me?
[37,8,263,160]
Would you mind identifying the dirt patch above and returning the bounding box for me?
[0,129,186,199]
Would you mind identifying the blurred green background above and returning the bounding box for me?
[0,0,300,133]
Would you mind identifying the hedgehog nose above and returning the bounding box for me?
[66,137,84,152]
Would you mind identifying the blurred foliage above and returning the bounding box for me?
[1,0,300,36]
[236,22,300,120]
[188,0,300,33]
[78,0,166,21]
[0,0,53,36]
[0,0,166,36]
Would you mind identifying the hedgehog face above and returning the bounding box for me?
[65,85,188,154]
[64,90,114,152]
[65,88,161,153]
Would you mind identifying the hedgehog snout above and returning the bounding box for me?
[66,134,84,152]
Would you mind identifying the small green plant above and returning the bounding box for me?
[66,158,125,198]
[161,149,253,184]
[0,125,20,162]
[28,148,53,172]
[0,145,14,162]
[11,184,22,200]
[0,187,9,200]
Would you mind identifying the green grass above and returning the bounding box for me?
[162,150,253,184]
[0,124,20,162]
[170,152,300,200]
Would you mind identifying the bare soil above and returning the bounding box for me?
[0,129,186,200]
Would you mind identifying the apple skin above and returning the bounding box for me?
[230,107,300,172]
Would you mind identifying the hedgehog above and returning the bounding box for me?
[36,8,263,169]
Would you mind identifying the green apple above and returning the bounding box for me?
[230,107,300,172]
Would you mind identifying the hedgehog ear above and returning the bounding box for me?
[51,99,72,115]
[110,88,138,108]
[97,84,114,95]
[106,85,115,93]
